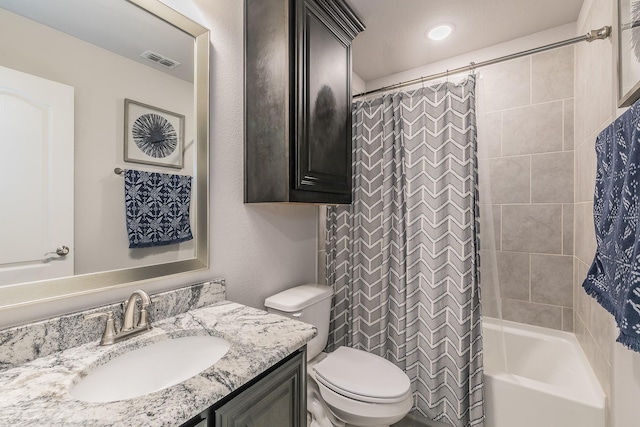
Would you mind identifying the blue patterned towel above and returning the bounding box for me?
[124,169,193,248]
[583,103,640,352]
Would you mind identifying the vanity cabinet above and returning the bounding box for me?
[244,0,364,204]
[181,349,306,427]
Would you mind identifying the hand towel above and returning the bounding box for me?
[124,169,193,248]
[583,102,640,352]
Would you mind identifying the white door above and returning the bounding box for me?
[0,65,74,286]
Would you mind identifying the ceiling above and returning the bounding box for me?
[0,0,194,82]
[348,0,585,82]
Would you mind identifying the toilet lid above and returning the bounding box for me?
[313,346,411,403]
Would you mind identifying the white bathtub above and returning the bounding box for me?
[482,317,605,427]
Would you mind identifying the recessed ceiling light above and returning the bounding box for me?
[427,24,454,41]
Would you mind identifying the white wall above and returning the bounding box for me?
[0,0,317,328]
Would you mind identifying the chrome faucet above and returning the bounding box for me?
[85,289,153,346]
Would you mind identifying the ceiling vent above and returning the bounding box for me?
[140,50,181,69]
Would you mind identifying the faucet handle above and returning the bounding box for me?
[85,311,117,346]
[123,292,154,310]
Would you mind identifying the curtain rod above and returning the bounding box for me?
[353,26,612,100]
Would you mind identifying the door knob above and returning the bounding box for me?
[56,246,70,256]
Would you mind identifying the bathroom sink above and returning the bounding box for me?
[70,335,230,403]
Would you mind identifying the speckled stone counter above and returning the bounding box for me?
[0,282,316,426]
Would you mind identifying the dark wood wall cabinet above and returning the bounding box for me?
[180,348,306,427]
[244,0,364,204]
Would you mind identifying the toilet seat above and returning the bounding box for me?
[315,378,414,426]
[313,346,411,404]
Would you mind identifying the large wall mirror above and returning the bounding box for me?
[0,0,209,310]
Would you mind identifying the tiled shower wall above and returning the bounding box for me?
[317,47,577,332]
[477,46,575,331]
[573,0,616,409]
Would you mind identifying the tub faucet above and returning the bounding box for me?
[85,289,153,346]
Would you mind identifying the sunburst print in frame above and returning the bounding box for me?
[124,99,185,169]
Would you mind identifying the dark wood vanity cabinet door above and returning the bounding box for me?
[292,0,352,203]
[213,351,306,427]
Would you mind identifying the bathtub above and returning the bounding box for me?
[482,317,605,427]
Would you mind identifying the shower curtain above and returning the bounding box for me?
[326,76,484,427]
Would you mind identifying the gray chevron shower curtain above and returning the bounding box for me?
[326,76,484,427]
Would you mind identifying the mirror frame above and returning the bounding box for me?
[0,0,210,311]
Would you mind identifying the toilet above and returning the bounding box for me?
[265,284,413,427]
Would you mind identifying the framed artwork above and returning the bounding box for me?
[124,99,185,169]
[617,0,640,107]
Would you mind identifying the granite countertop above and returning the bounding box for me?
[0,301,316,426]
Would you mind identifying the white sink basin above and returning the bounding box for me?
[70,335,230,403]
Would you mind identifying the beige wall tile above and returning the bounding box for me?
[502,204,563,253]
[575,313,589,353]
[487,156,531,204]
[575,138,598,203]
[477,111,502,159]
[583,28,614,140]
[496,251,530,300]
[576,260,593,327]
[574,202,587,262]
[530,254,573,307]
[532,46,575,103]
[562,307,574,332]
[564,99,575,150]
[574,202,597,265]
[531,151,574,203]
[479,204,501,250]
[479,250,501,318]
[590,299,614,363]
[481,57,531,112]
[476,160,491,203]
[502,101,564,156]
[502,298,563,330]
[574,43,586,147]
[563,204,574,255]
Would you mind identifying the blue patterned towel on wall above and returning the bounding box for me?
[583,102,640,352]
[124,169,193,248]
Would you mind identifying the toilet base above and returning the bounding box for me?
[308,380,394,427]
[308,374,344,427]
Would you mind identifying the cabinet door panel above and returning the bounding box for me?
[296,1,351,197]
[214,351,305,427]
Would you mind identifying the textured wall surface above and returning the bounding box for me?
[477,46,575,331]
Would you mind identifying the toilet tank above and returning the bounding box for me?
[264,284,333,360]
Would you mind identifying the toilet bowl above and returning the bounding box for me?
[311,347,413,426]
[265,284,413,427]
